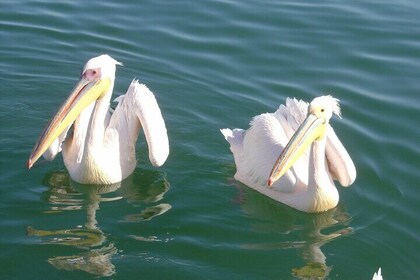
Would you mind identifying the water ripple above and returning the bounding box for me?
[1,0,420,278]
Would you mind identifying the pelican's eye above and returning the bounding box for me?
[83,68,101,80]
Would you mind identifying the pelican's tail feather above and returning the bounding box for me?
[220,128,244,155]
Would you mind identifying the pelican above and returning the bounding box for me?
[27,55,169,184]
[221,96,356,213]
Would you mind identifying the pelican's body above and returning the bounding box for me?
[28,55,169,184]
[221,96,356,213]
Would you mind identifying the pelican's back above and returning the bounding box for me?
[221,98,310,192]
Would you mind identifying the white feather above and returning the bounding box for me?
[221,96,356,212]
[372,267,383,280]
[128,80,169,167]
[39,55,169,184]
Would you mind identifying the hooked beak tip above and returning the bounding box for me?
[267,178,273,187]
[27,159,33,169]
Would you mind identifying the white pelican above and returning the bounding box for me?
[28,55,169,184]
[221,96,356,213]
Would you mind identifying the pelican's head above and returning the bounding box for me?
[308,95,341,123]
[268,95,341,186]
[82,54,122,82]
[27,55,122,168]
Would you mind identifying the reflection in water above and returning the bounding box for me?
[47,244,118,277]
[124,203,172,222]
[27,168,170,277]
[235,183,352,279]
[27,226,105,248]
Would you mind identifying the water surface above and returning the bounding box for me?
[1,0,419,279]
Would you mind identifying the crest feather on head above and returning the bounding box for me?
[310,95,341,119]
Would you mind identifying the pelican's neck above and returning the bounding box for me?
[87,80,115,145]
[68,80,114,166]
[63,79,117,184]
[307,136,338,211]
[309,137,328,189]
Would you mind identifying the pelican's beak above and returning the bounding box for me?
[267,113,327,186]
[27,77,111,169]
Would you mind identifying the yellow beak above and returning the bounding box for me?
[267,113,327,186]
[27,77,111,169]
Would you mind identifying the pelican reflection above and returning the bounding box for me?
[27,168,170,277]
[234,183,352,279]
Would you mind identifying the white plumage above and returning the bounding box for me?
[221,96,356,212]
[372,268,383,280]
[28,55,169,184]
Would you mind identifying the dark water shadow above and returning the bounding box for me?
[233,182,353,279]
[27,168,170,277]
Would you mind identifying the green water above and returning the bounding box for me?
[1,0,419,279]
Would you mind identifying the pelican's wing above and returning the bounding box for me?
[244,113,292,186]
[222,112,298,192]
[325,125,356,187]
[274,97,309,138]
[124,80,169,167]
